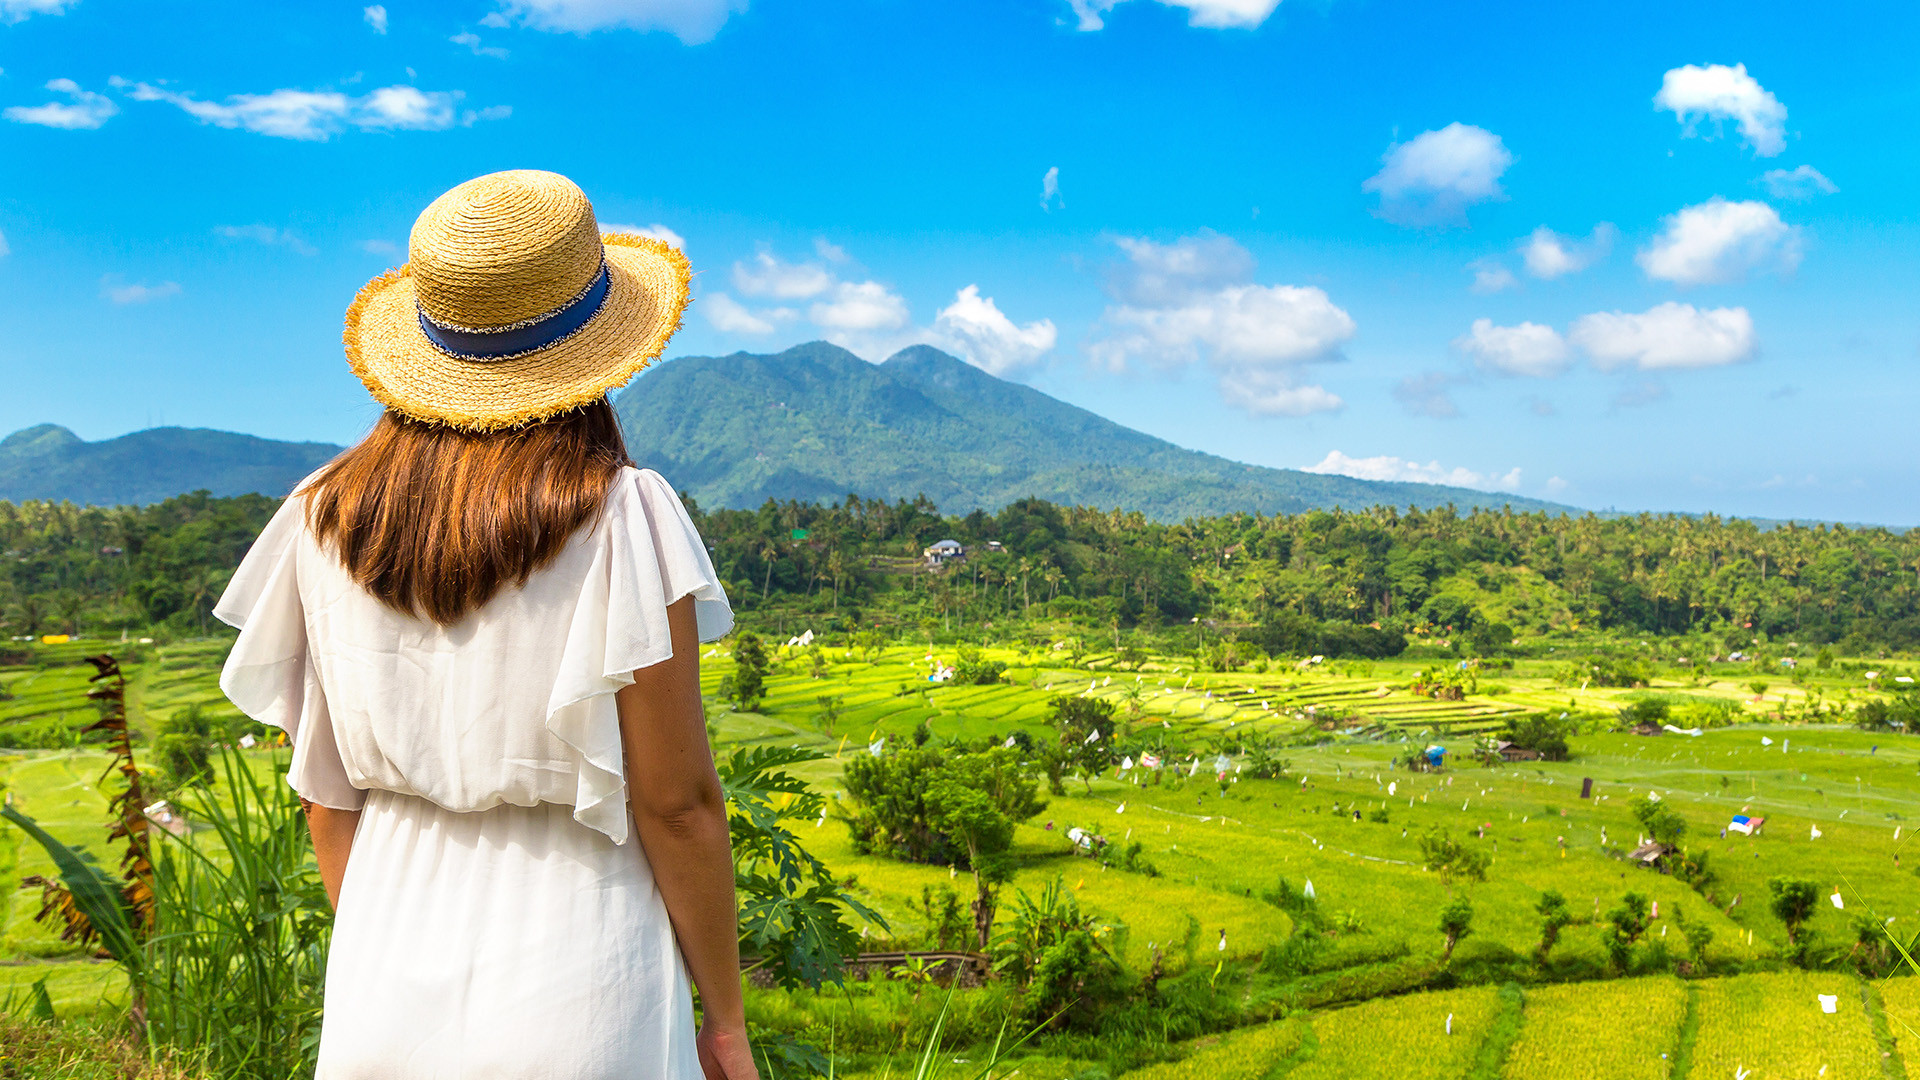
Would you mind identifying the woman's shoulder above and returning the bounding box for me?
[607,466,689,514]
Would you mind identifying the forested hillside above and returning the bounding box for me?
[7,485,1919,655]
[614,343,1574,521]
[0,424,342,506]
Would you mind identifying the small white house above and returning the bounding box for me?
[923,539,965,566]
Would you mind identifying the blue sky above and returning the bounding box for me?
[0,0,1914,521]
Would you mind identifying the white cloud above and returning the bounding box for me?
[117,79,486,140]
[214,224,317,256]
[0,0,71,22]
[361,239,401,257]
[452,31,510,57]
[102,278,181,304]
[1636,197,1798,285]
[1067,0,1280,31]
[1170,0,1281,28]
[1303,451,1522,493]
[1040,166,1062,211]
[0,230,11,257]
[358,85,461,129]
[1654,62,1787,157]
[1106,231,1253,307]
[1519,223,1614,279]
[494,0,748,44]
[605,222,685,248]
[363,4,387,32]
[1362,123,1512,227]
[5,78,118,129]
[809,280,909,333]
[732,251,834,300]
[1067,0,1119,29]
[713,244,1053,375]
[1569,302,1756,371]
[1468,261,1516,294]
[929,285,1057,378]
[1760,165,1837,201]
[462,105,512,125]
[702,292,777,335]
[1454,318,1570,378]
[1089,231,1353,416]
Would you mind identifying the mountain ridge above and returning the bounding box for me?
[1,343,1579,520]
[611,341,1578,521]
[0,424,345,507]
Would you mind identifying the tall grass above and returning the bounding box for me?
[141,746,330,1078]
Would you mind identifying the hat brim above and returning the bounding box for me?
[344,234,690,432]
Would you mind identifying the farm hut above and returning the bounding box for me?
[923,539,966,567]
[1626,840,1672,867]
[1727,814,1765,836]
[1494,741,1543,762]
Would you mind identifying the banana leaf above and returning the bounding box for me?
[2,803,142,976]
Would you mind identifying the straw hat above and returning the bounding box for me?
[344,170,689,431]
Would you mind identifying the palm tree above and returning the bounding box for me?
[827,549,846,612]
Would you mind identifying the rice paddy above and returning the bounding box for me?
[1688,971,1885,1080]
[1499,977,1689,1080]
[3,636,1918,1077]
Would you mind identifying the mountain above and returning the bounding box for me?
[0,424,344,506]
[2,343,1580,518]
[613,342,1577,521]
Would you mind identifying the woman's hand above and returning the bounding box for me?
[696,1023,760,1080]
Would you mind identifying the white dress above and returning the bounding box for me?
[214,466,733,1080]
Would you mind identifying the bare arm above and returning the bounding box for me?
[304,801,361,909]
[618,597,757,1080]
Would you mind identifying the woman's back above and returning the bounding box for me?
[218,465,732,844]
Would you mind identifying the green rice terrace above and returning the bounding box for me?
[3,633,1916,1078]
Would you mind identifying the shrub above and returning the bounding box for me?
[1603,892,1653,973]
[953,645,1007,685]
[907,884,971,952]
[1437,896,1474,964]
[1767,876,1821,960]
[1672,903,1714,975]
[1501,712,1573,760]
[720,631,769,710]
[991,877,1126,1028]
[1855,690,1920,732]
[1616,697,1668,728]
[1418,828,1490,891]
[1048,693,1121,793]
[842,745,1043,867]
[150,704,216,796]
[1629,795,1686,847]
[1533,889,1574,965]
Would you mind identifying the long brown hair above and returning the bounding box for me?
[304,399,631,625]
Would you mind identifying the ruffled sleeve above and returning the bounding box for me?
[213,493,365,811]
[545,468,734,844]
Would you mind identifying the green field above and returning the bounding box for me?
[3,636,1917,1077]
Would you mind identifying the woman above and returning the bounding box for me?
[215,170,759,1080]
